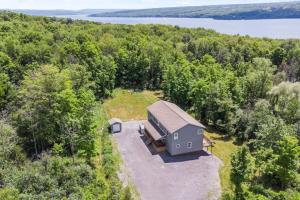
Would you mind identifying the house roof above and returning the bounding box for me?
[108,118,122,125]
[147,100,205,133]
[144,121,163,141]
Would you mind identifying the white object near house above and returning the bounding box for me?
[108,118,122,133]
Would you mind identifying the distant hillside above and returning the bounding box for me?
[90,1,300,20]
[12,9,122,16]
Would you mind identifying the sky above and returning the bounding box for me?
[0,0,296,10]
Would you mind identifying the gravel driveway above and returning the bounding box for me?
[113,121,222,200]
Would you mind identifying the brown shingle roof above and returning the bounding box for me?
[147,101,205,133]
[144,121,163,141]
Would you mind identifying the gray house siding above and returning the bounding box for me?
[168,125,204,156]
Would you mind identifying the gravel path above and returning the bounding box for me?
[113,121,222,200]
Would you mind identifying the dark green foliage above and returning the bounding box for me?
[13,65,96,158]
[120,186,134,200]
[241,58,274,105]
[101,131,118,179]
[162,60,193,107]
[0,73,14,110]
[0,156,103,199]
[272,47,287,66]
[262,135,300,189]
[231,146,254,198]
[231,146,254,185]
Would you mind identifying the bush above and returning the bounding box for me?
[0,188,19,200]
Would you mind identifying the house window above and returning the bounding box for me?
[176,144,181,148]
[161,126,167,136]
[174,132,178,140]
[187,142,192,148]
[150,114,158,125]
[197,129,202,135]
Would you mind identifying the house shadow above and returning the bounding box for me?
[159,151,210,163]
[140,135,158,155]
[140,135,211,163]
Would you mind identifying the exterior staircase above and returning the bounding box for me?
[145,137,153,146]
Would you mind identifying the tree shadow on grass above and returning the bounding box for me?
[205,125,234,142]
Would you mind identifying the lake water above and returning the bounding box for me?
[56,15,300,39]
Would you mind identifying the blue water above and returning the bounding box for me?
[56,15,300,39]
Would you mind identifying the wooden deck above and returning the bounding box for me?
[203,134,215,152]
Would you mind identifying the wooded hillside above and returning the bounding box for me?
[90,1,300,20]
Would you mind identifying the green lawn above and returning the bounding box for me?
[205,132,238,194]
[103,89,161,121]
[103,89,237,195]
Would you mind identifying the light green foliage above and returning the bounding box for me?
[0,119,17,159]
[0,73,14,110]
[287,47,300,81]
[190,55,239,132]
[79,40,117,98]
[269,82,300,123]
[263,135,300,188]
[1,156,107,199]
[230,146,255,199]
[231,146,254,188]
[0,51,19,83]
[0,188,19,200]
[162,59,193,107]
[52,143,64,156]
[272,47,287,66]
[15,65,96,159]
[120,186,134,200]
[234,99,275,142]
[0,118,26,167]
[116,44,150,89]
[241,58,274,105]
[254,117,294,150]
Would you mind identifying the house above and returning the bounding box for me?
[109,118,122,133]
[144,100,205,156]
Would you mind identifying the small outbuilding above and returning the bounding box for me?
[109,118,122,133]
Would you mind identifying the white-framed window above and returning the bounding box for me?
[187,142,192,148]
[174,132,178,140]
[161,126,167,136]
[176,144,181,148]
[197,129,202,135]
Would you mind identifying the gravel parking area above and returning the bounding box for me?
[113,121,222,200]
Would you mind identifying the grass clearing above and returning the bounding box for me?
[103,89,161,121]
[103,89,238,195]
[205,131,238,194]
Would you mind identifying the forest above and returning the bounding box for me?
[0,11,299,199]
